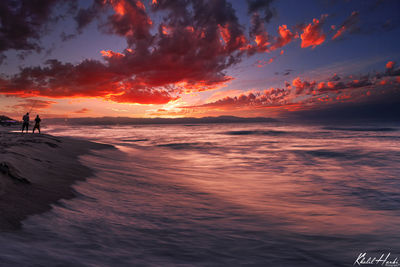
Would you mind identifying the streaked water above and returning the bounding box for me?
[1,122,399,266]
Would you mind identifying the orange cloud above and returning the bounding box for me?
[300,18,326,48]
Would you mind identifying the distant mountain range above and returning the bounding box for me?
[46,116,278,125]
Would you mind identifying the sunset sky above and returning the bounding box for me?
[0,0,399,119]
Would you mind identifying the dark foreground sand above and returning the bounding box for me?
[0,128,113,231]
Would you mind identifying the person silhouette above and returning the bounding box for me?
[21,112,29,133]
[32,115,41,134]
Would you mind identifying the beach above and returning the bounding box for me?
[0,127,112,231]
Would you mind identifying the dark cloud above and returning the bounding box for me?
[381,18,400,31]
[0,0,77,60]
[0,54,6,65]
[329,73,341,81]
[384,61,400,77]
[60,32,76,42]
[276,69,294,76]
[286,89,400,123]
[247,0,275,23]
[74,0,103,32]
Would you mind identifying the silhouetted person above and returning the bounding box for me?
[33,115,41,134]
[21,112,29,133]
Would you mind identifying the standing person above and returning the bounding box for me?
[32,115,41,134]
[21,112,29,133]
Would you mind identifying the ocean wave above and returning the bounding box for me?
[323,127,398,132]
[157,142,214,150]
[223,130,287,136]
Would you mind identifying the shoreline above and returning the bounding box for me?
[0,128,113,231]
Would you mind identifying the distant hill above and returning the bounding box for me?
[46,116,278,125]
[0,115,19,126]
[0,115,14,121]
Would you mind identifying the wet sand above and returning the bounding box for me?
[0,128,113,231]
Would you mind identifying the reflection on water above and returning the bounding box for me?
[0,123,399,266]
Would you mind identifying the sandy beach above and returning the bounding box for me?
[0,127,113,231]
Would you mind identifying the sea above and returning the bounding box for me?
[0,122,399,266]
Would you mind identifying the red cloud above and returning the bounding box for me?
[189,88,291,110]
[10,99,56,111]
[74,108,91,114]
[386,61,395,69]
[255,58,274,68]
[332,26,346,40]
[1,0,248,105]
[246,14,297,54]
[292,77,316,94]
[317,81,347,92]
[109,86,178,104]
[271,25,295,50]
[332,11,359,40]
[189,63,398,113]
[0,1,374,108]
[301,18,326,48]
[104,0,153,46]
[0,59,179,104]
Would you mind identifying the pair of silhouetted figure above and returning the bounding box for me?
[21,113,41,134]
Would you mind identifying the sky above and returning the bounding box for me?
[0,0,399,119]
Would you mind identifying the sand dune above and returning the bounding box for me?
[0,129,113,231]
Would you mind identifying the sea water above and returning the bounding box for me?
[0,122,399,266]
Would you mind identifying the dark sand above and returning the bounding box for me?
[0,128,113,231]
